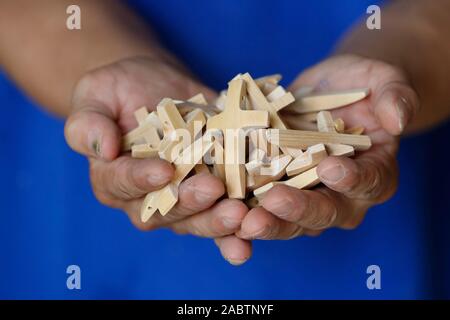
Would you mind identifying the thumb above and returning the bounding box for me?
[64,102,121,161]
[371,81,420,136]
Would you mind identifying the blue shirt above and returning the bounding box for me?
[1,0,449,299]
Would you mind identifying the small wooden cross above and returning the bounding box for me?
[207,79,269,198]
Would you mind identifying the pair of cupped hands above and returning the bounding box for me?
[64,54,419,265]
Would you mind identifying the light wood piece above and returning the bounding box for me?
[334,118,345,133]
[122,121,161,151]
[141,136,214,222]
[326,144,355,157]
[134,106,149,125]
[157,98,187,134]
[241,73,301,158]
[247,154,292,190]
[286,144,327,176]
[287,88,370,114]
[317,111,336,133]
[316,111,355,156]
[211,140,226,182]
[345,126,365,135]
[254,166,320,198]
[207,79,269,198]
[187,93,208,105]
[131,144,159,159]
[266,129,372,151]
[255,74,282,88]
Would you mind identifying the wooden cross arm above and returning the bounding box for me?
[266,129,372,151]
[287,88,370,114]
[140,136,214,222]
[238,111,270,128]
[157,98,186,133]
[122,122,160,151]
[251,166,321,202]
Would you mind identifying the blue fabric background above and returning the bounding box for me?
[0,0,449,299]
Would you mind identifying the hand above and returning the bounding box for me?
[234,54,419,247]
[64,56,248,247]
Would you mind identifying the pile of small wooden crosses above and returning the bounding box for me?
[122,73,372,222]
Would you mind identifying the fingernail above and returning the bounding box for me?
[320,164,345,183]
[88,130,102,157]
[396,97,409,133]
[221,217,241,230]
[148,172,172,186]
[93,141,101,156]
[226,258,247,266]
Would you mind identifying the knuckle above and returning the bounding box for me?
[245,219,275,240]
[351,157,397,203]
[376,171,398,204]
[92,187,112,206]
[89,164,116,207]
[340,208,367,230]
[363,164,384,200]
[72,67,120,112]
[259,226,277,240]
[182,223,204,237]
[341,215,364,230]
[305,194,336,230]
[289,204,308,224]
[286,225,304,239]
[171,227,187,236]
[364,160,398,203]
[304,229,323,237]
[166,216,206,237]
[113,158,139,199]
[287,190,309,223]
[265,185,306,222]
[72,72,102,106]
[312,209,337,230]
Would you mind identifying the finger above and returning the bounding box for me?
[214,235,252,266]
[371,80,420,135]
[260,185,338,230]
[317,151,397,203]
[169,199,248,238]
[303,229,323,237]
[261,183,369,230]
[65,101,122,161]
[316,187,369,230]
[124,173,226,230]
[236,207,304,240]
[90,156,174,201]
[169,173,226,217]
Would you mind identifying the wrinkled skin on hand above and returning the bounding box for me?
[64,57,250,264]
[65,54,420,266]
